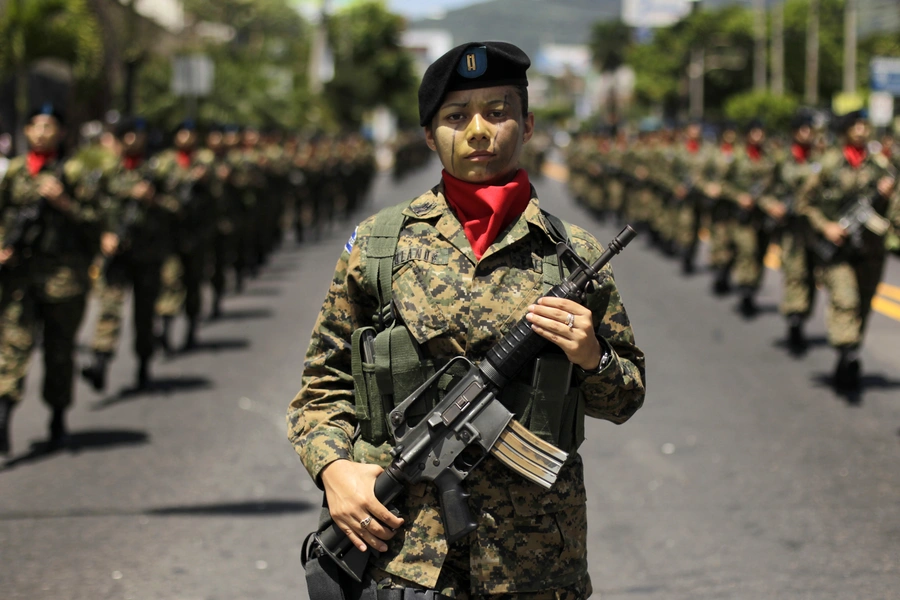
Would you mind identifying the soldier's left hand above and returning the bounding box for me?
[877,176,896,198]
[527,297,602,370]
[39,177,71,210]
[737,192,754,210]
[767,201,787,221]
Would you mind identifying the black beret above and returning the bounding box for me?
[116,116,148,138]
[27,103,65,127]
[837,109,868,133]
[175,118,197,133]
[745,118,765,133]
[790,111,814,131]
[418,41,530,127]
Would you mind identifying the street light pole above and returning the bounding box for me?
[753,0,767,92]
[771,0,785,96]
[805,0,819,105]
[687,0,704,119]
[843,0,858,95]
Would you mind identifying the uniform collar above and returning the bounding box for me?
[403,181,552,265]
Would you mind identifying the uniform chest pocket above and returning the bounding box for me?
[391,250,454,345]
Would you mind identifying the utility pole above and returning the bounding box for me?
[687,0,704,119]
[843,0,858,95]
[753,0,767,92]
[308,0,331,95]
[771,0,785,96]
[805,0,820,105]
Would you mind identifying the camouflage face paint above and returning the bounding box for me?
[428,86,532,184]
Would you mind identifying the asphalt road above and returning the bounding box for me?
[2,158,899,600]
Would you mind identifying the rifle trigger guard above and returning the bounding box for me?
[388,356,474,440]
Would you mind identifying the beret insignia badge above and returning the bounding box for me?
[457,46,488,79]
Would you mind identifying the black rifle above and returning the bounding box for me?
[0,199,46,275]
[812,195,891,263]
[100,198,140,279]
[304,225,637,583]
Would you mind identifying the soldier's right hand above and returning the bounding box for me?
[101,233,119,257]
[705,183,722,198]
[320,459,404,553]
[131,181,155,202]
[0,247,12,265]
[823,222,847,245]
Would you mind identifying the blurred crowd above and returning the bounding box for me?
[566,109,900,402]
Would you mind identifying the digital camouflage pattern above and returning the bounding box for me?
[288,183,645,593]
[0,155,103,406]
[797,149,900,347]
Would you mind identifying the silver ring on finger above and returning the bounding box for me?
[360,516,372,529]
[566,313,575,329]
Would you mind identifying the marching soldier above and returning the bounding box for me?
[80,117,179,391]
[797,110,900,393]
[0,105,103,452]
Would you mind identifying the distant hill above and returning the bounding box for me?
[408,0,898,63]
[408,0,621,60]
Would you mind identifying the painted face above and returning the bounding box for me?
[121,131,147,155]
[175,129,197,149]
[425,86,534,184]
[722,130,737,145]
[207,131,223,150]
[24,115,62,152]
[686,124,702,140]
[794,125,812,145]
[747,128,765,146]
[846,120,869,146]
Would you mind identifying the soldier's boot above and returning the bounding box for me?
[158,317,174,356]
[681,249,695,275]
[48,408,69,450]
[738,287,758,318]
[712,266,731,296]
[235,270,245,294]
[0,396,15,456]
[81,351,112,392]
[833,347,861,392]
[183,318,198,351]
[136,359,151,390]
[787,314,808,357]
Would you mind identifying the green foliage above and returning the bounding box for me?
[590,20,632,72]
[324,1,418,129]
[724,91,800,130]
[0,0,102,79]
[532,102,576,126]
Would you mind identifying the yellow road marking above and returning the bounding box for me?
[877,283,900,303]
[872,296,900,321]
[542,162,569,182]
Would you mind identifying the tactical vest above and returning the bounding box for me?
[350,199,586,455]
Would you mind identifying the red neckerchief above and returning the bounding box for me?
[746,144,762,162]
[26,151,56,177]
[720,142,733,155]
[843,144,866,169]
[177,149,192,169]
[791,143,811,164]
[686,139,700,154]
[882,147,893,160]
[123,155,144,171]
[441,169,532,261]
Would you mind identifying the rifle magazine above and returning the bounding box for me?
[490,419,568,490]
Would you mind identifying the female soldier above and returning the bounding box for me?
[288,42,646,599]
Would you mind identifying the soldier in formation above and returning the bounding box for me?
[0,105,377,457]
[567,109,900,396]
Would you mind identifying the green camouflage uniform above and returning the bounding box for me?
[797,148,900,348]
[764,145,821,319]
[707,144,738,271]
[288,183,645,596]
[0,155,103,408]
[89,157,178,361]
[720,144,777,293]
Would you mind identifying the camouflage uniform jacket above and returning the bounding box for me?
[759,145,823,221]
[0,154,103,300]
[288,183,646,593]
[720,144,777,207]
[797,148,900,258]
[155,148,217,250]
[103,158,180,264]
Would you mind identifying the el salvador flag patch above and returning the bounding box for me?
[344,226,358,253]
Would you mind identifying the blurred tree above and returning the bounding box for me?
[724,90,800,130]
[323,1,418,129]
[135,0,313,131]
[590,20,632,73]
[0,0,102,144]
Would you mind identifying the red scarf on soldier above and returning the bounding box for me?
[177,149,192,169]
[123,155,144,171]
[843,144,866,169]
[26,151,55,177]
[442,169,532,260]
[791,143,811,164]
[746,144,762,162]
[686,139,700,154]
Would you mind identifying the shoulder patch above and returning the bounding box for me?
[344,226,358,254]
